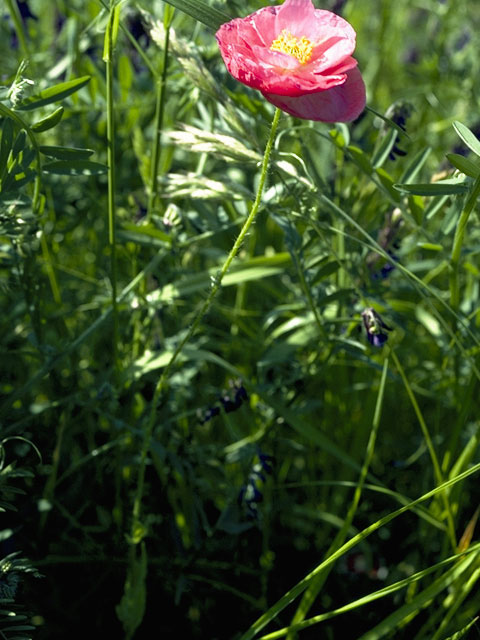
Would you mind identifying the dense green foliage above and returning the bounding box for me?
[1,0,480,638]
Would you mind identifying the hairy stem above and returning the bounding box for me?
[129,107,282,536]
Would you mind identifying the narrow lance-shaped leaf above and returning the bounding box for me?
[39,146,95,161]
[446,153,480,179]
[453,121,480,158]
[16,76,91,111]
[103,3,122,62]
[394,181,469,196]
[31,106,64,133]
[42,160,108,175]
[399,147,431,184]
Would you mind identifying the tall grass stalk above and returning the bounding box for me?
[146,4,174,220]
[103,1,121,371]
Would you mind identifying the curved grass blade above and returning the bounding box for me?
[163,0,231,31]
[238,462,480,640]
[256,544,480,639]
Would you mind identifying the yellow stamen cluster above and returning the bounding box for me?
[270,29,313,65]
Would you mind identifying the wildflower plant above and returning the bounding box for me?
[2,0,480,639]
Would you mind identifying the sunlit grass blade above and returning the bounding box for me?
[257,544,480,640]
[238,462,480,640]
[163,0,231,31]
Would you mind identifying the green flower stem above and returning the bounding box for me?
[449,173,480,312]
[129,107,282,536]
[287,356,389,638]
[146,4,174,220]
[390,349,457,550]
[104,2,120,370]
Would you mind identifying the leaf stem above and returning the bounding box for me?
[105,2,120,370]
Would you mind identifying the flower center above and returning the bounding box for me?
[270,29,313,65]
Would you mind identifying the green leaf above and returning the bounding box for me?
[103,3,122,62]
[31,106,64,133]
[12,130,27,158]
[163,0,231,31]
[376,167,401,201]
[152,253,291,302]
[116,543,147,639]
[347,144,373,173]
[399,147,431,184]
[371,128,398,169]
[42,160,108,175]
[16,76,91,111]
[0,119,14,179]
[446,152,480,178]
[416,242,443,251]
[39,146,94,161]
[394,180,469,196]
[453,121,480,158]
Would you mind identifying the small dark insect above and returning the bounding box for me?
[361,308,392,347]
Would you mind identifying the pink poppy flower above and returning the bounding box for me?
[216,0,366,122]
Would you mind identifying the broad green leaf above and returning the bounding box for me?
[31,106,64,133]
[163,0,231,31]
[446,152,480,178]
[16,76,91,111]
[42,160,108,175]
[39,146,94,161]
[453,121,480,158]
[394,180,469,196]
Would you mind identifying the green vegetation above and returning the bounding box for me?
[1,0,480,638]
